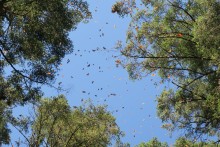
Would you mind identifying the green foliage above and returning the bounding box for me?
[114,0,220,141]
[0,0,90,145]
[136,137,168,147]
[173,137,217,147]
[26,95,122,147]
[114,141,131,147]
[0,0,90,104]
[136,137,217,147]
[0,101,11,145]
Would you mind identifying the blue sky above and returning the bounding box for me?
[48,0,180,145]
[8,0,182,146]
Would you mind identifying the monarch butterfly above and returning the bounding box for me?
[177,33,183,37]
[115,60,121,64]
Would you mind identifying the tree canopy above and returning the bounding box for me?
[136,137,168,147]
[13,95,123,147]
[113,0,220,142]
[136,137,216,147]
[2,0,220,145]
[0,0,90,144]
[0,0,90,105]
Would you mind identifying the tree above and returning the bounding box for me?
[173,137,216,147]
[0,0,90,105]
[136,137,168,147]
[113,0,220,141]
[14,95,123,147]
[0,101,11,145]
[0,0,90,144]
[114,141,130,147]
[136,137,217,147]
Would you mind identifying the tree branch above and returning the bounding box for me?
[167,0,196,22]
[65,126,81,147]
[184,71,216,87]
[0,40,67,92]
[172,81,206,100]
[0,44,45,85]
[122,53,212,61]
[10,122,31,145]
[146,65,204,75]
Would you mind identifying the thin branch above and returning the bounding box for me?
[156,35,197,44]
[0,45,45,85]
[172,19,193,31]
[156,32,194,38]
[36,105,44,147]
[171,81,206,100]
[146,65,204,75]
[157,43,186,72]
[10,122,31,145]
[0,40,67,91]
[47,115,58,146]
[172,19,193,26]
[122,53,212,61]
[167,0,196,22]
[184,71,216,87]
[65,126,81,147]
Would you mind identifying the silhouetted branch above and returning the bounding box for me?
[167,0,196,22]
[172,81,206,100]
